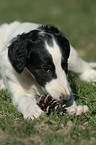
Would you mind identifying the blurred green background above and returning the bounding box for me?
[0,0,96,60]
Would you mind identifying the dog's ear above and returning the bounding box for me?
[8,30,41,74]
[63,37,70,59]
[8,35,28,74]
[8,32,35,74]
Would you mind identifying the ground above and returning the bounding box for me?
[0,0,96,144]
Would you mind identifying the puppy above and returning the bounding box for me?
[0,21,96,119]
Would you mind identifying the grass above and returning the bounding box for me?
[0,0,96,144]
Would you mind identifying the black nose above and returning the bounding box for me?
[59,93,70,101]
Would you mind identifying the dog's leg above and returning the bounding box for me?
[88,62,96,68]
[67,45,96,115]
[0,79,5,90]
[65,95,89,115]
[68,45,96,82]
[6,80,43,120]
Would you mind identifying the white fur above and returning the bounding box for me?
[68,45,96,82]
[0,79,5,90]
[45,40,71,100]
[0,21,96,119]
[89,62,96,68]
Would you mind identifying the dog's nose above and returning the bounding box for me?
[59,93,70,101]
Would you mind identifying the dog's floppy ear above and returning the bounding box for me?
[8,33,31,74]
[62,37,70,59]
[8,30,41,74]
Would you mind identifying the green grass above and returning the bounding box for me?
[0,0,96,144]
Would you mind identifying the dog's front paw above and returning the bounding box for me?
[79,69,96,83]
[23,104,44,120]
[0,79,5,90]
[67,105,89,115]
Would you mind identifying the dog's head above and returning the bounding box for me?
[8,25,71,101]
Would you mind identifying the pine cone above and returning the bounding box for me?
[37,94,66,115]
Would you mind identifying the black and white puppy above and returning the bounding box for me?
[0,21,96,119]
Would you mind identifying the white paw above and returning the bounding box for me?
[67,105,89,115]
[89,62,96,68]
[0,79,5,90]
[79,69,96,82]
[23,104,44,120]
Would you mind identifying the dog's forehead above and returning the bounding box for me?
[45,39,62,65]
[38,25,70,60]
[33,34,62,65]
[38,24,61,35]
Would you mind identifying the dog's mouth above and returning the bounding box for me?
[37,93,73,115]
[59,94,70,101]
[59,97,71,104]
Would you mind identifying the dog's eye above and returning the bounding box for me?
[42,66,51,73]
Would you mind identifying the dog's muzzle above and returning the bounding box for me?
[59,93,71,101]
